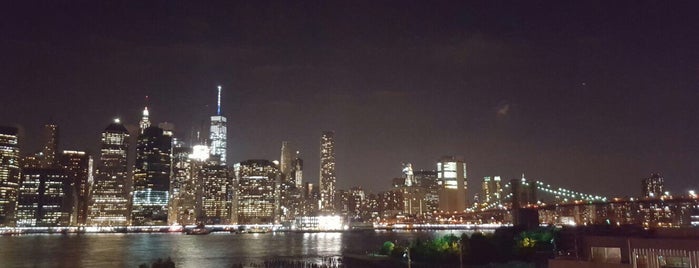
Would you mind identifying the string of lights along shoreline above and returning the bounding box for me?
[0,85,697,230]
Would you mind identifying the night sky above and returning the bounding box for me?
[2,1,699,198]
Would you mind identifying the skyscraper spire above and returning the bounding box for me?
[217,85,222,116]
[210,86,228,165]
[139,96,151,134]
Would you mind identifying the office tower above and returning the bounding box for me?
[234,160,279,224]
[22,153,42,169]
[642,173,664,198]
[41,124,59,168]
[187,145,210,224]
[0,126,20,226]
[403,163,415,186]
[16,168,70,227]
[481,176,502,206]
[209,86,227,165]
[199,162,231,224]
[60,150,92,225]
[280,141,293,178]
[291,151,303,188]
[169,145,195,225]
[89,119,130,226]
[334,189,349,214]
[414,170,439,213]
[348,187,365,219]
[378,190,403,217]
[319,131,336,212]
[437,156,467,212]
[301,182,319,216]
[139,106,150,134]
[131,126,172,226]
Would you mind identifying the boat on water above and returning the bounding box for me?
[233,226,272,234]
[185,224,210,235]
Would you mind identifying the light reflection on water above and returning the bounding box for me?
[0,230,487,267]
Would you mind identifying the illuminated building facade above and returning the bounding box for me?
[59,150,92,225]
[41,123,59,168]
[402,163,415,186]
[481,176,502,207]
[378,190,403,217]
[280,141,292,178]
[21,153,42,169]
[279,144,303,221]
[437,156,467,212]
[348,187,365,219]
[200,162,231,224]
[642,173,664,198]
[414,170,439,213]
[319,131,336,212]
[131,126,172,226]
[209,86,227,165]
[0,126,20,226]
[234,159,279,224]
[89,119,130,226]
[291,152,303,188]
[169,145,196,225]
[139,106,150,133]
[16,168,71,227]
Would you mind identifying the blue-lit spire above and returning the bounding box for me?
[217,85,222,116]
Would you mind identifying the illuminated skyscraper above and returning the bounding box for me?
[169,144,195,225]
[481,176,502,206]
[280,141,293,178]
[89,119,130,226]
[319,131,336,212]
[642,173,664,198]
[291,151,303,188]
[131,126,172,226]
[199,162,231,224]
[0,126,20,226]
[437,156,467,212]
[60,150,92,225]
[234,160,279,224]
[209,86,227,165]
[41,123,59,168]
[139,106,150,134]
[16,168,71,227]
[414,170,439,213]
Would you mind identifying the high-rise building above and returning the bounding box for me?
[291,151,303,188]
[16,168,71,227]
[234,160,279,224]
[131,126,172,226]
[481,176,502,207]
[280,141,293,178]
[139,107,150,134]
[21,152,43,169]
[0,126,20,226]
[414,170,439,213]
[437,156,467,212]
[89,119,130,226]
[200,162,231,224]
[403,163,415,186]
[209,86,227,165]
[41,124,59,168]
[169,145,195,225]
[348,186,365,219]
[60,150,92,225]
[319,131,336,212]
[642,173,664,198]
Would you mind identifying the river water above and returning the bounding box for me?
[0,230,483,267]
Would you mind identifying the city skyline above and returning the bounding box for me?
[3,2,699,198]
